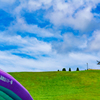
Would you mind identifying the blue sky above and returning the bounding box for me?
[0,0,100,72]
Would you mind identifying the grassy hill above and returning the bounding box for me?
[9,70,100,100]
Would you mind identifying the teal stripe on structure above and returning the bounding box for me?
[0,91,5,100]
[0,90,13,100]
[0,86,22,100]
[0,96,5,100]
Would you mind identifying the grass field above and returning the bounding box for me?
[9,70,100,100]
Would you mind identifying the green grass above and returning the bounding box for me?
[9,70,100,100]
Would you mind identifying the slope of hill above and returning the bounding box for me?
[9,70,100,100]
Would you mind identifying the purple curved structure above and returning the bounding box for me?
[0,70,33,100]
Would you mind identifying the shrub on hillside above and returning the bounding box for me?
[69,68,71,71]
[76,67,79,71]
[62,68,66,71]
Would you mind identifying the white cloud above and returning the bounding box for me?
[0,34,53,72]
[45,0,99,30]
[6,0,100,31]
[52,33,87,53]
[1,48,99,72]
[13,0,52,14]
[0,51,35,72]
[0,0,15,4]
[28,1,41,11]
[69,6,93,30]
[88,30,100,52]
[7,17,54,37]
[27,0,53,11]
[0,32,52,56]
[0,0,16,11]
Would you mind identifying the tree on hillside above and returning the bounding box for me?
[69,68,71,71]
[62,68,66,71]
[76,67,79,71]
